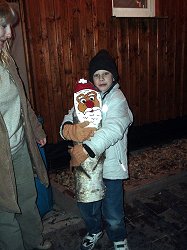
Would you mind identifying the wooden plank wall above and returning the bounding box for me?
[20,0,112,142]
[110,0,187,126]
[19,0,187,143]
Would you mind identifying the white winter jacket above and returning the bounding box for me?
[62,83,133,179]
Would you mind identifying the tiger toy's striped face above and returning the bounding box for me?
[74,89,102,128]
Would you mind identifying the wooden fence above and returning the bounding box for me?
[10,0,187,143]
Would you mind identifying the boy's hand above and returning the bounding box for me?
[69,144,88,167]
[63,121,96,142]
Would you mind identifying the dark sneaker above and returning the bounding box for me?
[114,239,129,250]
[80,231,103,250]
[35,240,52,249]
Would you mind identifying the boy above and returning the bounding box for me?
[62,50,133,250]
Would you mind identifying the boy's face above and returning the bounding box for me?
[93,70,114,93]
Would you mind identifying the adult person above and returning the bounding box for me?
[0,1,51,249]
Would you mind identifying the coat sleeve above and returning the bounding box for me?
[84,91,133,157]
[27,100,46,141]
[59,107,74,138]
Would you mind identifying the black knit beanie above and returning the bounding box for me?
[89,49,119,83]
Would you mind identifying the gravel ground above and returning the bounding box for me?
[50,138,187,193]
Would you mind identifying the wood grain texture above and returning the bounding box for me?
[15,0,187,143]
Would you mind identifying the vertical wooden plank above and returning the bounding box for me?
[124,19,132,106]
[57,0,74,114]
[55,0,73,114]
[18,0,31,98]
[174,0,185,117]
[115,18,122,82]
[138,18,150,124]
[54,0,69,116]
[147,18,158,123]
[92,0,99,53]
[110,16,118,61]
[22,0,40,108]
[67,0,80,84]
[79,0,94,78]
[165,0,176,120]
[157,18,168,121]
[128,18,140,125]
[119,18,131,104]
[96,0,110,50]
[182,0,187,114]
[37,0,56,142]
[45,0,66,142]
[23,0,53,142]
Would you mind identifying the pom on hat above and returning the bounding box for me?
[89,49,119,83]
[74,78,97,93]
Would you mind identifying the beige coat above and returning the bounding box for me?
[0,57,49,213]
